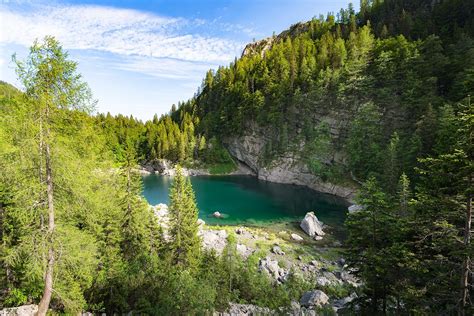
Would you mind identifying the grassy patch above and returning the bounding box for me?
[207,161,237,174]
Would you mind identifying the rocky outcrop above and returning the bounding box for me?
[259,256,288,283]
[0,305,38,316]
[200,229,228,255]
[224,122,357,202]
[300,212,325,237]
[300,290,329,308]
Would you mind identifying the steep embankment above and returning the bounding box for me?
[224,121,357,201]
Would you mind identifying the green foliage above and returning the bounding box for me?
[168,166,201,269]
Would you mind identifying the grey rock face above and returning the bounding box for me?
[224,122,357,201]
[300,212,325,237]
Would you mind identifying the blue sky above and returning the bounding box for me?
[0,0,357,121]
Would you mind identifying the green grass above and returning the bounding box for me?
[208,161,237,174]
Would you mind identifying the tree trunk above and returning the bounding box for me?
[459,186,472,316]
[36,136,55,316]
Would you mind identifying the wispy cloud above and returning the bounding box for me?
[0,3,244,64]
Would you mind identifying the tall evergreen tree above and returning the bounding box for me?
[168,166,201,269]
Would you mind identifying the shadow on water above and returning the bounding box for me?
[142,174,349,233]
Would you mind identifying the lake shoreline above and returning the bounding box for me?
[140,159,354,204]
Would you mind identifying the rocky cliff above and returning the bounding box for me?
[224,119,357,202]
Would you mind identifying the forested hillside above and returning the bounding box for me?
[0,0,472,314]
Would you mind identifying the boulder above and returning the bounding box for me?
[214,303,273,316]
[235,227,245,234]
[300,212,325,237]
[314,236,323,241]
[212,211,222,218]
[348,204,364,214]
[333,293,357,310]
[316,276,331,286]
[272,245,285,255]
[300,290,329,308]
[197,218,205,226]
[291,233,304,241]
[200,229,228,254]
[236,243,253,258]
[0,305,38,316]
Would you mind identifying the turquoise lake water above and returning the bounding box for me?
[142,174,348,227]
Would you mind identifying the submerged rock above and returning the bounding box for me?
[300,290,329,308]
[212,211,222,218]
[300,212,325,237]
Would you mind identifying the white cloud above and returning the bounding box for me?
[110,55,216,80]
[0,3,243,63]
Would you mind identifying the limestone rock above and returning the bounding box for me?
[300,212,325,237]
[333,293,358,311]
[291,233,304,241]
[259,256,288,282]
[0,305,38,316]
[214,303,274,316]
[300,290,329,308]
[197,218,205,227]
[348,204,364,213]
[236,243,253,258]
[272,245,285,255]
[200,229,228,254]
[224,121,357,201]
[316,276,331,286]
[212,211,222,218]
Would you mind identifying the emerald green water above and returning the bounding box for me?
[142,175,348,227]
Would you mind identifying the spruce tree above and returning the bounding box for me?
[168,166,201,269]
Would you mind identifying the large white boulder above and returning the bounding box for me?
[300,212,325,237]
[300,290,329,307]
[291,233,304,241]
[0,305,38,316]
[200,229,228,254]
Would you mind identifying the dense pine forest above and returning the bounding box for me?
[0,0,473,315]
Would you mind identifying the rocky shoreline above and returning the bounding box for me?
[152,203,360,314]
[139,159,254,177]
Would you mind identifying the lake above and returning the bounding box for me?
[142,174,348,227]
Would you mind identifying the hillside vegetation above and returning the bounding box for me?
[0,0,473,314]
